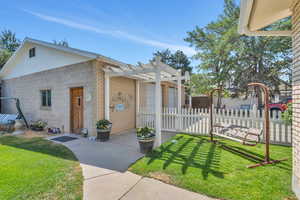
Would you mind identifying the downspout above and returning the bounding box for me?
[238,0,292,37]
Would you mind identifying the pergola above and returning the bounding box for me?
[103,56,190,146]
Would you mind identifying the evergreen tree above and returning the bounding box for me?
[152,49,192,74]
[185,0,292,98]
[0,30,21,68]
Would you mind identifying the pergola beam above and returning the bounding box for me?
[106,68,156,77]
[142,75,186,83]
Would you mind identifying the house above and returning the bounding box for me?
[0,38,186,136]
[238,0,300,197]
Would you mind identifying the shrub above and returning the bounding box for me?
[96,119,111,130]
[282,102,292,125]
[136,126,155,139]
[31,120,47,129]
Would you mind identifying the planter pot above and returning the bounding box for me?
[96,124,112,142]
[138,138,155,154]
[30,126,44,132]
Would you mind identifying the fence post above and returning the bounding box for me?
[176,108,182,131]
[251,104,257,128]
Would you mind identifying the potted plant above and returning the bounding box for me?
[96,119,112,141]
[136,126,155,154]
[30,120,47,131]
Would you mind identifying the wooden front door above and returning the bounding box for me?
[70,87,84,133]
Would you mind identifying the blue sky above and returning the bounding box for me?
[0,0,227,66]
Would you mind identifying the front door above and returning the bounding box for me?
[70,87,84,133]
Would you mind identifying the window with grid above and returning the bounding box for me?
[40,89,51,108]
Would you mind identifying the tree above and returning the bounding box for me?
[0,30,20,52]
[185,0,292,104]
[282,102,292,125]
[53,39,69,47]
[152,49,192,74]
[189,73,214,96]
[233,20,292,95]
[0,49,12,68]
[0,30,20,68]
[185,0,239,106]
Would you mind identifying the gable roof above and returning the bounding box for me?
[0,37,128,77]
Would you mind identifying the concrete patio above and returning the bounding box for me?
[49,130,214,200]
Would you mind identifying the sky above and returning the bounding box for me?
[0,0,228,66]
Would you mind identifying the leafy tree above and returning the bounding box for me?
[185,0,292,105]
[233,20,292,94]
[0,49,12,68]
[185,0,239,106]
[0,30,20,52]
[189,73,214,96]
[282,103,292,125]
[0,30,20,68]
[152,49,192,74]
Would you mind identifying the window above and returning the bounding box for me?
[29,47,35,58]
[40,90,51,108]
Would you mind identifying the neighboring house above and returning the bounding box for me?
[271,82,292,103]
[191,95,210,109]
[213,96,259,110]
[238,0,300,198]
[0,38,185,135]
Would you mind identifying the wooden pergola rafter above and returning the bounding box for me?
[103,56,190,146]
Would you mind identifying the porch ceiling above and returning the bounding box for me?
[238,0,293,36]
[248,0,293,31]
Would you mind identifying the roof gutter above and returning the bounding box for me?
[238,0,292,37]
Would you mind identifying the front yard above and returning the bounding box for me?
[0,136,83,200]
[130,134,295,200]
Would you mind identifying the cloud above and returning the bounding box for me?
[23,10,196,56]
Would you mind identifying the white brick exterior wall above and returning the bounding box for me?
[292,0,300,197]
[1,60,98,135]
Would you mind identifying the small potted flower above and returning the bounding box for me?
[136,126,155,154]
[96,119,112,141]
[30,120,47,131]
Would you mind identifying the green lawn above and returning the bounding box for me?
[129,134,295,200]
[0,136,83,200]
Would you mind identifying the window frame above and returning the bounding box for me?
[29,47,36,58]
[40,89,52,110]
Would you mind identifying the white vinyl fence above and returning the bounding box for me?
[138,106,292,146]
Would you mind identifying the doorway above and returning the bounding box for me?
[70,87,84,133]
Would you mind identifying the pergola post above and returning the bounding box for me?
[104,73,110,120]
[177,71,182,110]
[177,71,182,130]
[154,67,162,147]
[136,80,140,128]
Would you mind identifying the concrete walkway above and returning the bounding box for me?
[49,131,215,200]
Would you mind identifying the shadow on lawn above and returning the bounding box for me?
[0,136,77,161]
[217,141,291,169]
[147,135,223,180]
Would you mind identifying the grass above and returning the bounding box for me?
[0,136,83,200]
[129,134,295,200]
